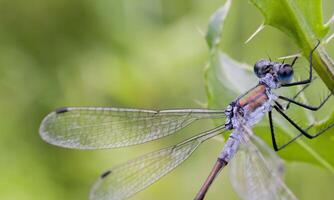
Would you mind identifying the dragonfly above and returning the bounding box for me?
[39,41,334,200]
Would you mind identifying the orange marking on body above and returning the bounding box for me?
[247,94,268,111]
[238,84,268,111]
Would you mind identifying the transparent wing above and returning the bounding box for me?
[89,126,227,200]
[39,107,225,149]
[230,126,297,200]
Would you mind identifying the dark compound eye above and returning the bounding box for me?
[277,64,293,83]
[254,60,271,78]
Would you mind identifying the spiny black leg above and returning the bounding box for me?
[274,105,314,138]
[283,76,319,110]
[281,40,320,87]
[274,105,334,139]
[275,134,302,151]
[274,101,284,110]
[270,99,333,150]
[308,123,334,138]
[268,111,279,151]
[269,109,303,151]
[285,80,314,110]
[278,93,331,111]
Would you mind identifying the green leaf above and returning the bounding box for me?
[205,52,255,109]
[249,0,334,171]
[204,0,234,108]
[206,49,334,172]
[205,0,231,50]
[205,0,334,172]
[250,0,334,93]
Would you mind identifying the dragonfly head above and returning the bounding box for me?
[254,60,294,86]
[254,60,272,78]
[276,63,294,84]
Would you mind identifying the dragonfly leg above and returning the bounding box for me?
[281,40,320,87]
[268,110,302,151]
[283,80,314,110]
[273,105,334,139]
[278,92,331,111]
[268,111,277,150]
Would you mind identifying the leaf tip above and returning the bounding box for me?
[205,0,232,49]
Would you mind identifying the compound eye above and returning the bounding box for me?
[277,65,293,83]
[254,60,271,78]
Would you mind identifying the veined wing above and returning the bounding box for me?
[39,107,225,149]
[90,125,227,200]
[230,125,297,200]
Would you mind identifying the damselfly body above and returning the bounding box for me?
[39,41,333,200]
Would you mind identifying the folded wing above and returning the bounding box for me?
[39,107,225,149]
[90,126,227,200]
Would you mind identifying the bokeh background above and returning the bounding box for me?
[1,0,334,199]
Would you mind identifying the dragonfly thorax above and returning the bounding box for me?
[224,84,277,130]
[259,73,281,89]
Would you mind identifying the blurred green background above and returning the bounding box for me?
[1,0,334,199]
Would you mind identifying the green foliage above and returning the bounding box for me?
[250,0,334,92]
[205,0,334,172]
[2,0,334,199]
[206,0,231,50]
[250,0,334,170]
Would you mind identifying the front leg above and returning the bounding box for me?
[281,40,320,87]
